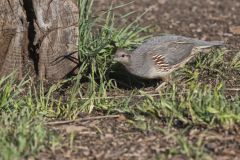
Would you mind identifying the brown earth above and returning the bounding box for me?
[40,116,240,160]
[39,0,240,159]
[95,0,240,50]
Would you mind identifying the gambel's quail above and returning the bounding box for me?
[114,35,224,90]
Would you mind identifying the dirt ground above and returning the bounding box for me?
[96,0,240,50]
[39,0,240,159]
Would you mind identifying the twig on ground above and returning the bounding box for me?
[46,115,120,125]
[225,88,240,91]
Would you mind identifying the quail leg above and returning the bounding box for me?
[155,75,171,91]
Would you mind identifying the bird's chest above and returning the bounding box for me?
[141,66,170,79]
[129,63,169,79]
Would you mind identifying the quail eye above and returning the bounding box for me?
[121,55,125,57]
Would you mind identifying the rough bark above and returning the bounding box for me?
[0,0,27,78]
[0,0,79,80]
[32,0,79,80]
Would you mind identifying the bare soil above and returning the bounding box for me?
[39,0,240,159]
[96,0,240,50]
[40,114,240,160]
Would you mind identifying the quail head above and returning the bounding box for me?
[114,35,224,89]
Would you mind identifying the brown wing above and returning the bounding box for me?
[152,54,171,72]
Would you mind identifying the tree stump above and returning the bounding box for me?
[0,0,27,78]
[33,0,79,80]
[0,0,79,80]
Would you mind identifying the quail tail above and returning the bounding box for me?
[195,40,224,49]
[208,40,224,46]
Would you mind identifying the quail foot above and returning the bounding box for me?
[114,35,224,91]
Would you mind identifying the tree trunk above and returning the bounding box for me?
[0,0,79,80]
[32,0,79,80]
[0,0,27,78]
